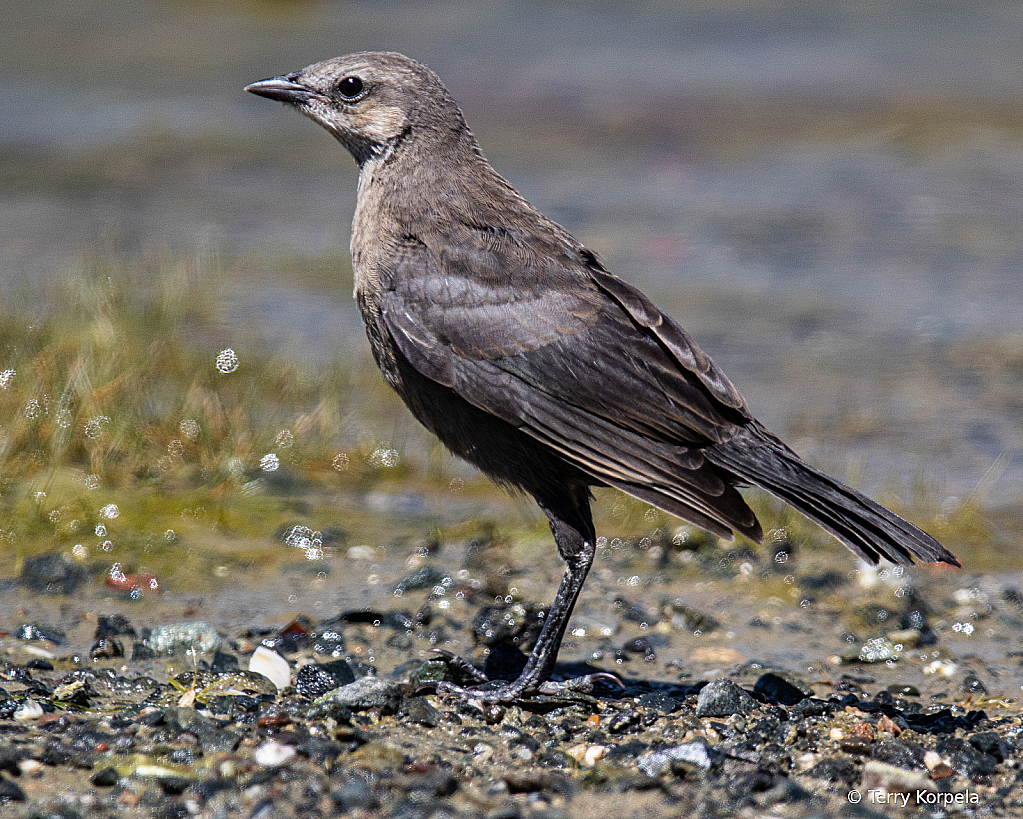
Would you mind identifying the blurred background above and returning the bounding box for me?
[2,0,1022,616]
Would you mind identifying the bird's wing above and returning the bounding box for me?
[377,227,763,539]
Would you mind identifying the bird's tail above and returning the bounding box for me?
[705,431,960,567]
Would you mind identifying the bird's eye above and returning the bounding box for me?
[337,76,364,99]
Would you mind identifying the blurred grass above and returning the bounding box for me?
[0,251,1004,594]
[0,252,470,580]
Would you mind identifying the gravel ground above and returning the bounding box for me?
[2,533,1022,819]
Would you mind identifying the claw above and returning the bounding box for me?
[432,648,489,683]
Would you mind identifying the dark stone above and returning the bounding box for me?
[296,738,344,765]
[20,553,90,594]
[188,715,242,754]
[695,679,757,717]
[753,672,806,705]
[482,641,529,682]
[210,651,240,673]
[91,767,120,787]
[332,776,378,811]
[969,731,1007,763]
[472,604,546,650]
[872,738,926,770]
[620,637,657,661]
[0,775,26,803]
[790,698,834,719]
[803,756,858,786]
[393,566,452,595]
[295,659,356,698]
[0,747,21,776]
[90,637,124,659]
[158,776,191,795]
[95,613,136,638]
[324,677,404,715]
[399,769,458,798]
[407,658,461,688]
[637,691,682,713]
[607,708,642,734]
[399,696,441,728]
[938,736,999,780]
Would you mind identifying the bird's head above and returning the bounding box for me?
[246,51,467,166]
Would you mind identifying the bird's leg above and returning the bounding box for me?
[432,487,619,702]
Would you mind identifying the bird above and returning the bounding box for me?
[245,52,960,702]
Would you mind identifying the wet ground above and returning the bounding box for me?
[2,517,1023,818]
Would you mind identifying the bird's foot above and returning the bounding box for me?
[422,649,621,703]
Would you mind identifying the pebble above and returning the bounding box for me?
[321,676,404,715]
[253,740,297,767]
[14,699,43,720]
[695,679,758,717]
[860,759,936,795]
[248,646,292,690]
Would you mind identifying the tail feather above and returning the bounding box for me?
[706,433,960,568]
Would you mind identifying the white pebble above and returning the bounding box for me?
[254,740,296,767]
[248,646,292,690]
[14,699,43,720]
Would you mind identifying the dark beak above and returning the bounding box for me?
[245,75,320,104]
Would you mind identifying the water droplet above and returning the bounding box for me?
[215,349,239,373]
[179,419,200,440]
[85,475,100,490]
[99,504,119,519]
[168,439,184,456]
[72,544,87,559]
[368,447,399,468]
[95,524,107,537]
[24,398,41,419]
[275,429,294,448]
[0,369,15,389]
[56,408,72,428]
[84,416,110,439]
[260,453,279,472]
[332,453,349,471]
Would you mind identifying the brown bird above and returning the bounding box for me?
[246,52,960,701]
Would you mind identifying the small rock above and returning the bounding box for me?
[321,676,404,715]
[636,691,682,713]
[295,660,355,698]
[20,552,90,594]
[968,731,1007,763]
[91,767,120,787]
[695,679,757,717]
[13,699,43,720]
[254,740,297,767]
[567,744,607,766]
[753,672,807,705]
[0,775,26,803]
[248,646,292,690]
[861,760,936,796]
[144,622,221,654]
[637,741,714,776]
[398,696,441,727]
